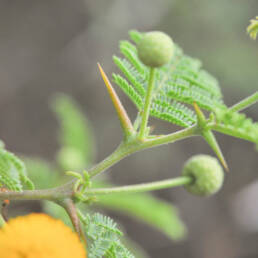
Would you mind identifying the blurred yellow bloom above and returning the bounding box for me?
[0,213,87,258]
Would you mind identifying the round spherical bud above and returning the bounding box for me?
[182,155,224,197]
[137,31,174,68]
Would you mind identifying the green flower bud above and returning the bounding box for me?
[182,155,224,197]
[137,31,174,68]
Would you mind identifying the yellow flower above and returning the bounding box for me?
[0,213,87,258]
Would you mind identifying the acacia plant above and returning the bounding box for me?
[0,21,257,257]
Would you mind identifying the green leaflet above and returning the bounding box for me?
[79,212,135,258]
[0,146,34,191]
[0,152,21,191]
[43,202,147,258]
[113,30,224,128]
[51,94,95,171]
[93,181,186,241]
[213,108,258,144]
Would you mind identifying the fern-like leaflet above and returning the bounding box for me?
[213,108,258,144]
[0,141,34,191]
[113,30,224,128]
[79,212,134,258]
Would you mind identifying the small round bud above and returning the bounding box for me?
[182,155,224,197]
[137,31,174,68]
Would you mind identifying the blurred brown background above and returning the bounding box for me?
[0,0,257,257]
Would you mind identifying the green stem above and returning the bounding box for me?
[88,143,130,178]
[229,92,258,112]
[85,176,192,195]
[0,125,197,201]
[138,68,156,139]
[88,125,197,178]
[0,183,73,201]
[141,125,198,149]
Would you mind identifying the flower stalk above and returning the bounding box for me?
[229,91,258,112]
[138,67,156,139]
[84,176,193,195]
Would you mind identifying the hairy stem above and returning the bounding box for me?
[55,199,87,246]
[139,68,156,139]
[88,125,198,178]
[58,199,80,233]
[229,92,258,112]
[142,124,198,149]
[0,125,197,201]
[85,176,192,195]
[88,143,130,178]
[0,183,73,201]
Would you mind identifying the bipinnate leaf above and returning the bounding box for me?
[0,145,34,191]
[113,30,224,128]
[79,212,135,258]
[213,107,258,146]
